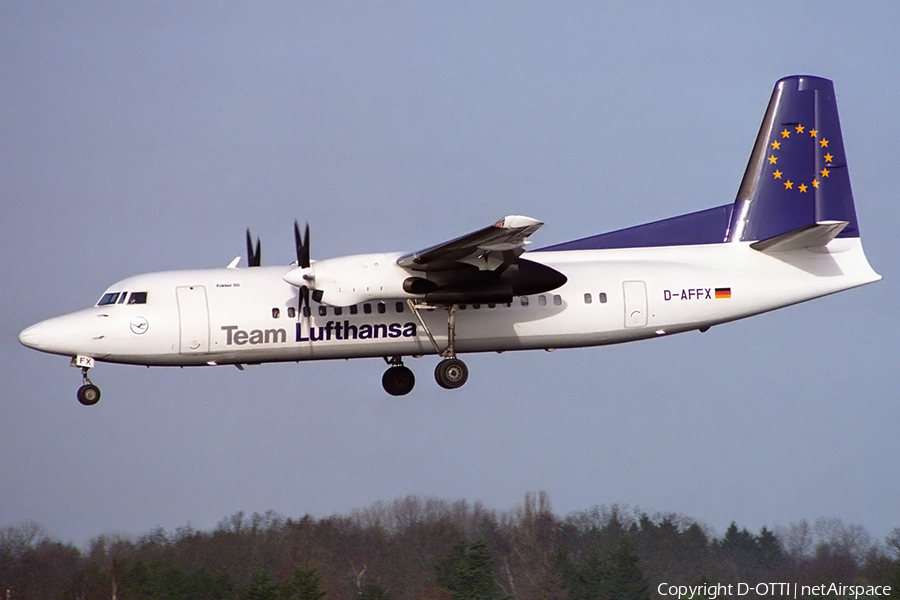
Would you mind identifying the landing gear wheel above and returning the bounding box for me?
[434,358,468,390]
[382,366,415,396]
[77,384,101,406]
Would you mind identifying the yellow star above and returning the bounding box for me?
[809,129,818,137]
[773,170,783,179]
[812,180,820,188]
[795,124,805,134]
[799,183,808,193]
[768,155,778,164]
[819,138,829,148]
[771,140,781,150]
[820,168,830,178]
[824,153,834,163]
[781,129,791,138]
[784,180,793,190]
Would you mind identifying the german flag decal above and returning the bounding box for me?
[715,288,732,299]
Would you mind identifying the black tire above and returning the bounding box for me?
[382,366,415,396]
[77,384,101,406]
[434,358,468,390]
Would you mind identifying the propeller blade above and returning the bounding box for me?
[301,285,310,317]
[302,222,310,269]
[245,229,261,267]
[293,220,303,266]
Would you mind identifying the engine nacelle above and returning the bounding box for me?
[284,252,414,306]
[283,253,567,307]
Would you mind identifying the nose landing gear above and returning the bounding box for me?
[77,368,101,406]
[71,356,101,406]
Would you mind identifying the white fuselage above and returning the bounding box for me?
[19,239,880,368]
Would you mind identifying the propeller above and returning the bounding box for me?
[293,220,312,315]
[245,229,262,267]
[294,220,310,269]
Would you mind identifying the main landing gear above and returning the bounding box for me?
[379,303,470,395]
[382,356,415,396]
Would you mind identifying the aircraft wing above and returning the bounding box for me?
[396,215,543,272]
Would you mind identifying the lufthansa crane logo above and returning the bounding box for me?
[130,316,149,335]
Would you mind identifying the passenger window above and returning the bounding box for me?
[335,306,343,316]
[377,302,386,314]
[349,305,358,315]
[395,302,404,313]
[128,292,148,305]
[288,307,296,318]
[318,305,327,317]
[459,304,467,310]
[363,303,372,314]
[272,308,281,318]
[538,295,547,307]
[520,297,529,307]
[302,306,311,317]
[584,293,592,304]
[472,303,481,310]
[599,292,608,304]
[553,294,562,306]
[488,303,496,309]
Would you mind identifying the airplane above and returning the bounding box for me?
[19,75,881,404]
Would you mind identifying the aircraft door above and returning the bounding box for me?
[622,280,648,328]
[176,285,210,353]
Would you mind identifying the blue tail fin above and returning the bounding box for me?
[726,75,859,242]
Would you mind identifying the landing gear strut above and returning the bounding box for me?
[382,356,415,396]
[76,366,101,406]
[407,301,470,391]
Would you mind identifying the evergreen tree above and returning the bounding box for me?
[243,571,280,600]
[605,538,650,600]
[888,562,900,600]
[436,540,511,600]
[358,582,392,599]
[562,549,610,600]
[756,527,783,570]
[283,566,326,600]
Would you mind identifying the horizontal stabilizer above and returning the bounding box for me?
[750,221,848,253]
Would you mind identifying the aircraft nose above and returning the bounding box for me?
[19,322,49,351]
[19,311,106,357]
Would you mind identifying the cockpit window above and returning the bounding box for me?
[98,292,121,306]
[97,291,148,306]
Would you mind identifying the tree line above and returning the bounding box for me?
[2,492,898,600]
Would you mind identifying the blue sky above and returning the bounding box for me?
[2,2,897,546]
